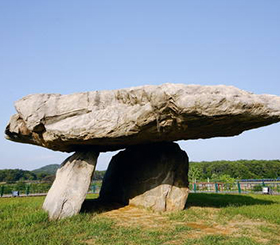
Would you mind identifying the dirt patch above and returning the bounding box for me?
[98,205,280,240]
[99,205,232,236]
[85,205,280,244]
[99,205,169,229]
[85,238,96,245]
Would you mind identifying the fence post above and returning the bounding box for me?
[193,183,197,193]
[0,186,4,197]
[92,184,96,194]
[26,185,30,196]
[215,183,218,193]
[237,182,241,194]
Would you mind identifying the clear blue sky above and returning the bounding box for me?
[1,0,279,170]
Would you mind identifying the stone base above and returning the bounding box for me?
[99,142,189,212]
[43,151,99,220]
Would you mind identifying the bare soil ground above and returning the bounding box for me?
[97,205,280,244]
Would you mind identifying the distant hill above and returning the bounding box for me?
[32,164,60,175]
[0,164,104,183]
[31,164,106,180]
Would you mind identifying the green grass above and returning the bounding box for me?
[186,193,280,225]
[1,193,280,245]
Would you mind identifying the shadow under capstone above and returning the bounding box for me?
[81,198,126,214]
[186,193,275,208]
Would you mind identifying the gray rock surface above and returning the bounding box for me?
[43,151,99,220]
[5,84,280,152]
[99,142,189,212]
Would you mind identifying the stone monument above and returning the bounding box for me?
[5,84,280,219]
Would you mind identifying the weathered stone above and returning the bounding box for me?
[43,151,99,220]
[99,142,189,212]
[5,84,280,152]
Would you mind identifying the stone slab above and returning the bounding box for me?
[43,151,99,220]
[5,84,280,152]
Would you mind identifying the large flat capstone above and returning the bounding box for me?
[5,84,280,152]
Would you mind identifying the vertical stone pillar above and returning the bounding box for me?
[43,151,99,220]
[99,142,189,212]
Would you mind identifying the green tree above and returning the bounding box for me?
[188,166,202,182]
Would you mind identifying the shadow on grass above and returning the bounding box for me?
[81,192,275,214]
[186,193,275,208]
[81,198,125,214]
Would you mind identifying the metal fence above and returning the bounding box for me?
[0,182,101,198]
[1,180,280,198]
[190,180,280,195]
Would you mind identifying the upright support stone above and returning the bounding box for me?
[43,151,99,220]
[99,142,189,212]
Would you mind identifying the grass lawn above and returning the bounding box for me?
[0,193,280,245]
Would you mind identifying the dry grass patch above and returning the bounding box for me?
[96,204,280,244]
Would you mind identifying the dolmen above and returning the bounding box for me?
[5,84,280,219]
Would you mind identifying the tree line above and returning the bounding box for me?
[0,169,37,182]
[1,160,280,183]
[188,160,280,182]
[0,169,106,183]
